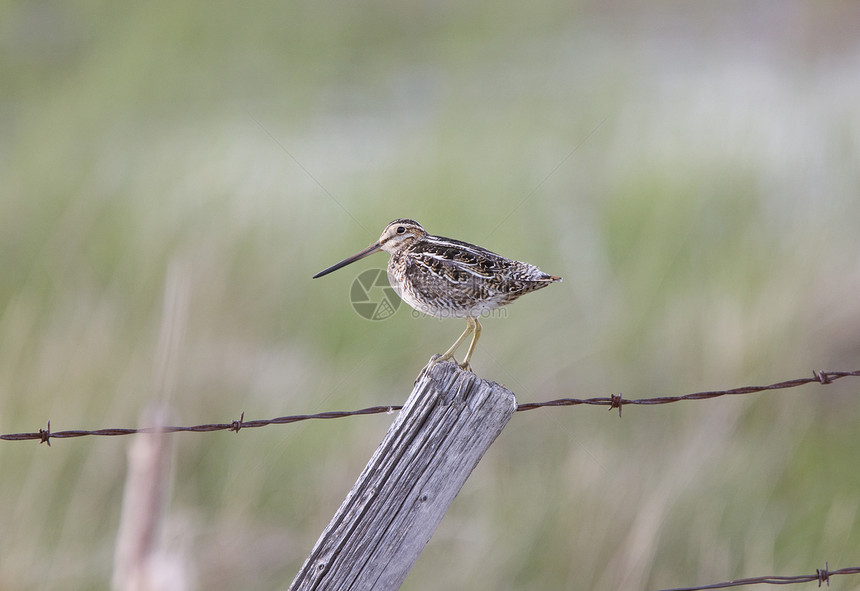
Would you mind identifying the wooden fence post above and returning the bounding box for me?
[289,357,518,591]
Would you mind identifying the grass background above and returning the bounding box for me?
[2,1,860,589]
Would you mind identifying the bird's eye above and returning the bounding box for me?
[396,226,406,234]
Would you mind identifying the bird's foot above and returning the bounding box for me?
[431,353,473,372]
[431,352,454,365]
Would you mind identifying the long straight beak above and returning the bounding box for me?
[313,242,383,278]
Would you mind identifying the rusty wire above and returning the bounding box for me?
[0,406,403,444]
[653,563,860,590]
[515,369,860,416]
[1,370,857,444]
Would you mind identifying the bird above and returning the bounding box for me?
[313,219,561,371]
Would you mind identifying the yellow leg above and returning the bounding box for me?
[438,318,474,364]
[459,317,481,371]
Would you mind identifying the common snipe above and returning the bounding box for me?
[313,219,561,370]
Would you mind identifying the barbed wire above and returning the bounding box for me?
[0,407,403,445]
[653,563,860,590]
[516,369,860,416]
[1,370,857,445]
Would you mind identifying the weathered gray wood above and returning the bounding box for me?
[289,357,517,591]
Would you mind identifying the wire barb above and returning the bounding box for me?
[608,393,623,417]
[817,562,830,587]
[230,412,245,434]
[39,421,51,446]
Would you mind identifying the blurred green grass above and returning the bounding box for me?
[2,1,860,589]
